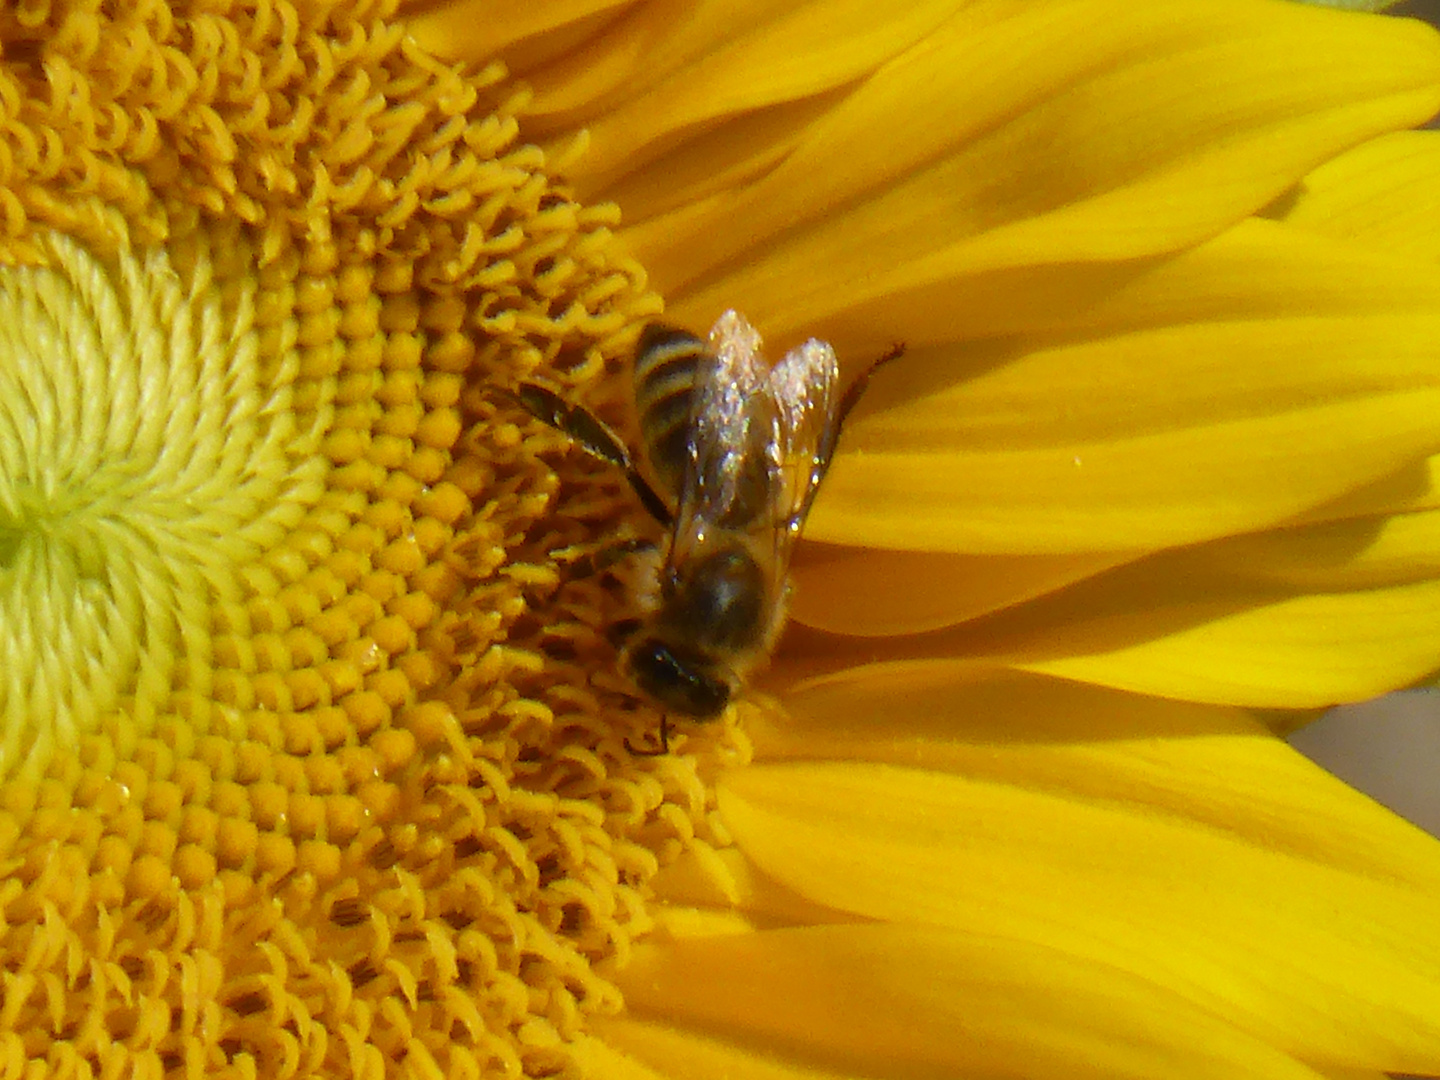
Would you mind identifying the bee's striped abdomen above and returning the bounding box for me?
[633,323,709,498]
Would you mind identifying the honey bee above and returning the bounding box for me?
[515,310,901,752]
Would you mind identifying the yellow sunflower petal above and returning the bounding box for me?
[786,463,1440,703]
[613,925,1332,1080]
[1005,495,1440,703]
[1006,520,1440,706]
[405,0,631,76]
[1314,447,1440,521]
[521,2,955,159]
[807,219,1440,554]
[604,2,1440,325]
[572,1030,678,1080]
[589,1019,863,1080]
[760,665,1440,886]
[782,534,1440,708]
[1011,575,1440,707]
[791,488,1440,637]
[788,544,1131,635]
[1211,503,1440,591]
[1297,0,1400,10]
[718,683,1440,1073]
[1267,129,1440,261]
[590,1021,1394,1080]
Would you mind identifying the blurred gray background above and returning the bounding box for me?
[1292,693,1440,836]
[1397,0,1440,21]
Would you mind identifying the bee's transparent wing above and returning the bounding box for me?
[667,312,777,568]
[766,335,842,535]
[668,310,840,576]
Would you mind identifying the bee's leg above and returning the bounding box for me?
[604,616,644,648]
[793,341,906,526]
[835,341,906,431]
[508,383,675,527]
[624,714,670,756]
[563,537,658,581]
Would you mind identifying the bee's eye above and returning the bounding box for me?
[627,638,731,719]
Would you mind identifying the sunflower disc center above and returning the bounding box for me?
[0,231,323,776]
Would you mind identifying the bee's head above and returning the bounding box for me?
[625,635,734,719]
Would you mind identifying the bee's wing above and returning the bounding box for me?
[668,311,840,576]
[668,312,773,566]
[766,336,841,534]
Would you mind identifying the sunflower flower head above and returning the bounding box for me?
[8,1,1440,1079]
[0,3,753,1076]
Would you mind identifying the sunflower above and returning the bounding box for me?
[1,1,1439,1078]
